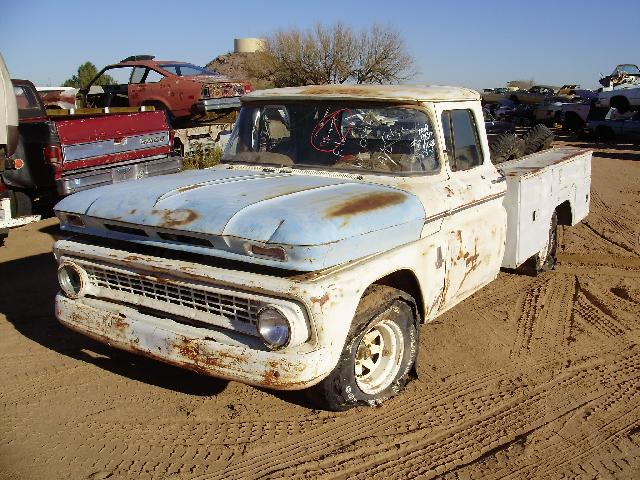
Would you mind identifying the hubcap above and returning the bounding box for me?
[354,318,404,395]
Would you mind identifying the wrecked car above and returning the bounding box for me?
[585,110,640,142]
[53,85,592,410]
[597,64,640,113]
[79,55,252,124]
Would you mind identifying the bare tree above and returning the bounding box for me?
[247,23,416,87]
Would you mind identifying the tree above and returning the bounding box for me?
[63,62,115,88]
[247,23,416,87]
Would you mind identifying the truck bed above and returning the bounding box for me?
[498,147,592,269]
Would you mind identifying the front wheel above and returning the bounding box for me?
[307,285,418,411]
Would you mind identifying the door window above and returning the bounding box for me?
[441,109,484,171]
[144,69,164,83]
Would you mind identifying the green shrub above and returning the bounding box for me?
[182,144,224,170]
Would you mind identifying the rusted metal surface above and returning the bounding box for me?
[243,85,480,103]
[325,191,407,218]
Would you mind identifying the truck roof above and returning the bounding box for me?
[242,84,480,103]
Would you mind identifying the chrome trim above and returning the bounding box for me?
[62,131,170,162]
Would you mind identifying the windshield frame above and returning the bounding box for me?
[222,100,443,177]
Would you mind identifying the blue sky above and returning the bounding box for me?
[2,0,638,90]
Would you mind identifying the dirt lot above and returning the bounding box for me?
[1,137,639,479]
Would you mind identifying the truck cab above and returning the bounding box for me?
[52,85,591,410]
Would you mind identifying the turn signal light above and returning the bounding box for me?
[44,145,62,164]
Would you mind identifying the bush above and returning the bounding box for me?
[182,144,223,170]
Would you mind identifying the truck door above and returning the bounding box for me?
[439,105,507,306]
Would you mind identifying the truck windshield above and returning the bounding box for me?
[222,103,439,174]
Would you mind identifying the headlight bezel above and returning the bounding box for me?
[57,261,87,299]
[256,306,292,350]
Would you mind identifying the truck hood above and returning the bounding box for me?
[55,167,426,271]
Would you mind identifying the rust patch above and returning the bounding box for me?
[311,292,330,309]
[326,192,406,218]
[130,209,137,214]
[152,208,199,228]
[123,255,143,262]
[301,85,384,96]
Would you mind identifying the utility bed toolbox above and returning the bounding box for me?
[498,148,592,268]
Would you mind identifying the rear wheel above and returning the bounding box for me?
[307,285,418,411]
[8,189,33,217]
[519,211,557,276]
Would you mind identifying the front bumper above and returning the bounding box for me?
[56,293,332,389]
[196,97,242,112]
[56,155,182,195]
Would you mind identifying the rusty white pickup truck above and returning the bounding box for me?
[52,85,592,410]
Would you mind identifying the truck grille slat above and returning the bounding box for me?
[84,265,263,329]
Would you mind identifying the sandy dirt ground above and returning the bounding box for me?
[1,136,639,479]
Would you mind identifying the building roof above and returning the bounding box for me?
[242,84,480,103]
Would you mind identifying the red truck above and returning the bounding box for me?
[1,79,182,217]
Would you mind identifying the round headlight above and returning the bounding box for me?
[58,262,85,298]
[257,307,290,349]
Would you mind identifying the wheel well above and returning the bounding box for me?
[556,200,572,226]
[372,269,424,323]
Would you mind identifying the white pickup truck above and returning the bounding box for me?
[52,85,591,410]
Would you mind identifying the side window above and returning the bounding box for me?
[441,109,484,171]
[130,67,145,84]
[144,69,164,83]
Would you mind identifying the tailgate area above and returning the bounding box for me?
[498,147,592,268]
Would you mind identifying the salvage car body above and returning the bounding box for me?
[53,85,592,390]
[80,56,252,121]
[585,111,640,142]
[597,64,640,112]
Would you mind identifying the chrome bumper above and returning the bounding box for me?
[197,97,242,112]
[55,293,331,390]
[56,155,182,195]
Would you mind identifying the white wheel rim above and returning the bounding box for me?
[354,318,405,395]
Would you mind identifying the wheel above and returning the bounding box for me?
[537,210,558,272]
[610,96,630,114]
[8,189,33,217]
[307,285,418,411]
[562,113,584,133]
[595,126,614,142]
[142,101,175,127]
[519,211,557,276]
[523,124,554,154]
[490,133,525,164]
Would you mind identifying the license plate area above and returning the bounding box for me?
[112,165,145,183]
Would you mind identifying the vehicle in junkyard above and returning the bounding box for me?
[533,90,597,127]
[53,85,592,411]
[79,55,252,124]
[2,79,182,218]
[597,64,640,113]
[585,110,640,142]
[0,53,22,244]
[37,86,77,110]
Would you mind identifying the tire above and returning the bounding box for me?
[523,124,554,154]
[8,189,33,217]
[142,101,175,127]
[595,126,614,142]
[490,133,525,164]
[610,96,630,114]
[519,210,557,276]
[307,285,418,411]
[562,112,584,133]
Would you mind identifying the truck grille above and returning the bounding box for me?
[83,265,263,327]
